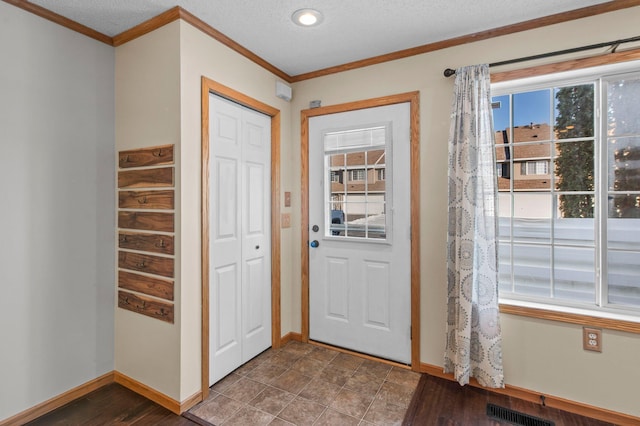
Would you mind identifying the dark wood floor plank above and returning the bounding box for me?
[403,374,617,426]
[25,383,198,426]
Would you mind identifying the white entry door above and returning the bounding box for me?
[308,102,411,364]
[209,94,271,385]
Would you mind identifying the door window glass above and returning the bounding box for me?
[324,125,389,240]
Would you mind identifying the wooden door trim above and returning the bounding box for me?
[201,77,281,400]
[300,92,421,370]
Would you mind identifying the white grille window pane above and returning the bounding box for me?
[513,244,551,297]
[324,128,389,243]
[606,73,640,310]
[607,76,640,137]
[553,216,594,246]
[608,250,640,308]
[497,194,512,241]
[490,77,640,315]
[512,193,552,243]
[553,246,595,302]
[608,136,640,194]
[555,140,595,194]
[498,243,512,294]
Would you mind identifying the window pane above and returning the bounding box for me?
[330,153,345,167]
[554,246,595,302]
[513,193,551,243]
[498,243,512,293]
[329,203,344,236]
[608,195,640,218]
[324,131,388,241]
[608,249,640,308]
[513,143,551,191]
[492,94,510,133]
[343,202,365,237]
[496,141,511,191]
[555,140,594,192]
[513,90,551,142]
[557,193,594,219]
[513,244,551,297]
[362,203,386,239]
[554,84,594,139]
[608,218,640,250]
[607,76,640,137]
[609,136,640,192]
[554,217,594,246]
[497,194,512,240]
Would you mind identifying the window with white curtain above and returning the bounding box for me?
[492,62,640,316]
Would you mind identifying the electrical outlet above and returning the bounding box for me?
[583,327,602,352]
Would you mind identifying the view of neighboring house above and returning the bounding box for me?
[495,123,552,193]
[328,148,386,238]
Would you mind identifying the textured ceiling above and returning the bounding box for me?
[28,0,611,76]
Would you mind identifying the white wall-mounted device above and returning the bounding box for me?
[276,81,292,102]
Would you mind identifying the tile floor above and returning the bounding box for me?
[188,341,421,426]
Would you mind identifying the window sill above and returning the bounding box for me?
[499,301,640,334]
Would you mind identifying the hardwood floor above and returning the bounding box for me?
[403,374,617,426]
[24,383,197,426]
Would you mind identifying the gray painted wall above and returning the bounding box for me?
[0,2,115,420]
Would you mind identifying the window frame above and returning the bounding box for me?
[491,56,640,333]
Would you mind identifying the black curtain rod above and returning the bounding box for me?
[443,35,640,77]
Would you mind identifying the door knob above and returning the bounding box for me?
[255,245,260,250]
[310,240,319,248]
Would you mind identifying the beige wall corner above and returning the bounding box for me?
[114,20,182,400]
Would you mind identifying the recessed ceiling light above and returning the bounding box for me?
[292,9,323,27]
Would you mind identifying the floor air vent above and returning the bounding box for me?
[486,403,555,426]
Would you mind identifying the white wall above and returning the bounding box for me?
[0,2,115,420]
[290,7,640,418]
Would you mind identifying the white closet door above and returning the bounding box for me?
[209,94,271,385]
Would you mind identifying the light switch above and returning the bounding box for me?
[284,192,291,207]
[281,213,291,228]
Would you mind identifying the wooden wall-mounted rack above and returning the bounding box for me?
[116,144,175,323]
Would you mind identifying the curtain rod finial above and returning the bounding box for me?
[444,68,456,78]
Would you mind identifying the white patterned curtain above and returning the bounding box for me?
[444,64,504,388]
